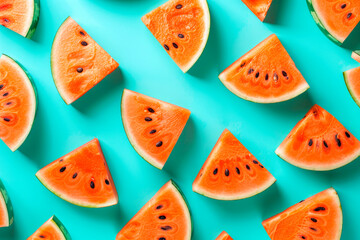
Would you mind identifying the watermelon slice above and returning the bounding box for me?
[215,231,233,240]
[241,0,273,21]
[193,129,276,200]
[307,0,360,45]
[276,104,360,171]
[344,66,360,107]
[121,89,191,170]
[28,215,71,240]
[141,0,210,73]
[219,34,309,103]
[36,138,118,208]
[0,54,37,151]
[51,17,119,104]
[0,179,13,227]
[116,180,191,240]
[262,188,342,240]
[351,51,360,63]
[0,0,40,38]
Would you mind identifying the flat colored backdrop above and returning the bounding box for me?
[1,0,360,239]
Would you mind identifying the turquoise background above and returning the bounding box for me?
[1,0,360,239]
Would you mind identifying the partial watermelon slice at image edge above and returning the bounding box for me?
[1,54,37,152]
[25,0,40,39]
[351,51,360,63]
[344,68,360,108]
[0,180,13,227]
[29,215,71,240]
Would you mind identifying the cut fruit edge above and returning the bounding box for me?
[351,51,360,63]
[344,69,360,108]
[0,180,13,227]
[25,0,40,39]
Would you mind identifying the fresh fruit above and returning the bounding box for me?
[0,179,13,227]
[219,34,309,103]
[344,66,360,107]
[241,0,273,21]
[215,231,233,240]
[141,0,210,72]
[116,180,191,240]
[307,0,360,45]
[193,129,276,200]
[28,215,71,240]
[276,104,360,171]
[351,50,360,63]
[0,54,37,151]
[121,89,191,170]
[0,0,40,38]
[262,188,342,240]
[36,138,118,208]
[51,17,119,104]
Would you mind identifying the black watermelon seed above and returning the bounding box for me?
[265,74,269,80]
[72,173,78,179]
[148,107,155,113]
[240,62,246,67]
[159,215,166,220]
[156,141,163,147]
[159,238,166,240]
[77,67,83,73]
[248,68,254,74]
[3,18,9,23]
[3,92,8,97]
[150,129,156,134]
[90,181,95,189]
[156,205,163,209]
[246,165,250,170]
[213,168,218,175]
[323,141,328,148]
[59,159,63,162]
[345,131,351,138]
[81,41,88,46]
[164,44,170,50]
[80,31,85,36]
[161,226,172,230]
[255,72,260,78]
[178,33,184,38]
[347,13,352,19]
[145,117,152,121]
[172,43,178,48]
[176,4,183,9]
[311,218,317,223]
[236,167,240,175]
[282,71,288,77]
[341,4,347,9]
[3,117,10,122]
[253,160,258,164]
[39,235,45,239]
[335,134,341,147]
[225,169,229,176]
[308,139,313,146]
[273,73,279,81]
[300,236,306,239]
[105,179,110,185]
[0,84,4,89]
[59,166,66,172]
[6,102,11,105]
[259,165,264,168]
[299,200,305,203]
[314,206,326,211]
[310,227,317,231]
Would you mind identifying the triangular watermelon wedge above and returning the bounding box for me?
[141,0,210,72]
[219,34,309,103]
[51,17,119,104]
[116,180,191,240]
[28,215,71,240]
[216,231,233,240]
[351,50,360,63]
[121,89,191,170]
[344,66,360,108]
[193,129,276,200]
[241,0,273,22]
[0,179,13,228]
[276,104,360,171]
[36,138,118,208]
[0,0,40,38]
[262,188,342,240]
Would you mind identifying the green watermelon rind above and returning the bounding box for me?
[344,70,360,108]
[306,0,343,45]
[0,179,13,227]
[25,0,40,39]
[51,215,72,240]
[1,54,37,152]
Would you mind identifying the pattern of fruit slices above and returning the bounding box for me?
[0,0,359,239]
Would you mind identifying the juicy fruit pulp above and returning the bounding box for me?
[351,51,360,63]
[36,138,118,208]
[51,17,119,104]
[241,0,273,21]
[276,104,360,171]
[263,188,342,240]
[193,129,276,200]
[0,54,37,151]
[121,89,191,170]
[142,0,210,72]
[28,216,71,240]
[307,0,360,44]
[116,180,192,240]
[344,66,360,107]
[219,34,309,103]
[0,179,13,227]
[0,0,40,38]
[215,231,233,240]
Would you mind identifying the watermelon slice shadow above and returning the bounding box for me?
[341,23,360,51]
[262,0,284,24]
